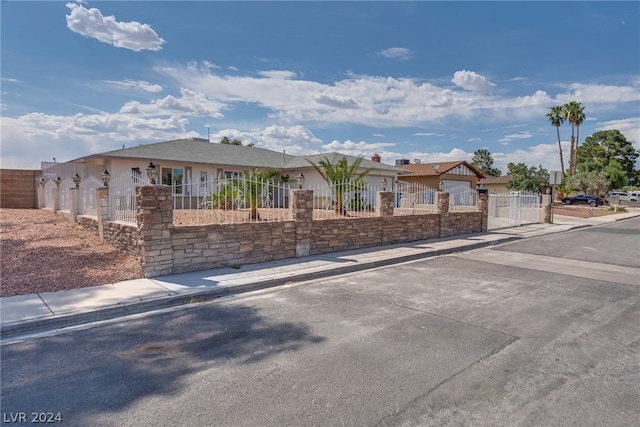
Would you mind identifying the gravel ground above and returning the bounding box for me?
[0,209,143,297]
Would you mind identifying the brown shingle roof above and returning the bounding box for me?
[399,161,485,178]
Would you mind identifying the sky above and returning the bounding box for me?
[1,1,639,174]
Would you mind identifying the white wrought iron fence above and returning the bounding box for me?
[394,183,437,215]
[488,191,541,227]
[449,185,478,212]
[109,172,150,224]
[44,180,56,210]
[58,177,75,212]
[310,180,379,220]
[79,176,102,216]
[173,176,292,225]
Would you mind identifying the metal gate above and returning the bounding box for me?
[488,191,541,229]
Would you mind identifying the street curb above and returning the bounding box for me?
[1,235,527,339]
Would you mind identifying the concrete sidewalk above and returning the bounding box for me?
[2,210,638,339]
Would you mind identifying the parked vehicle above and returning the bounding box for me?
[609,191,631,201]
[561,194,606,206]
[628,191,640,201]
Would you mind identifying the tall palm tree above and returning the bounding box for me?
[572,103,586,176]
[547,105,566,176]
[563,101,585,176]
[307,155,373,215]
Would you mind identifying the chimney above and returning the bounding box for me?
[372,154,381,163]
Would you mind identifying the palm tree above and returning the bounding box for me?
[547,105,566,176]
[307,156,373,215]
[572,104,586,176]
[235,168,279,220]
[563,101,586,176]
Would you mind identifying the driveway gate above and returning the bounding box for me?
[488,191,541,229]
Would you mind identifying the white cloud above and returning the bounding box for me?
[0,113,198,168]
[258,70,297,79]
[160,63,579,128]
[103,79,163,93]
[452,70,496,93]
[555,83,640,105]
[413,132,445,137]
[119,88,226,118]
[208,125,323,155]
[1,77,20,83]
[65,2,165,51]
[498,131,534,143]
[314,93,360,109]
[377,47,412,60]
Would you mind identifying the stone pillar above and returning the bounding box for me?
[137,185,174,277]
[291,189,313,257]
[478,193,489,231]
[377,191,394,218]
[52,186,60,214]
[70,187,79,223]
[97,187,109,240]
[37,180,45,209]
[541,193,553,224]
[437,192,452,237]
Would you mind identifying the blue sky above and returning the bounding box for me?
[2,1,639,173]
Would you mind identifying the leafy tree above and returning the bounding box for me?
[220,136,254,147]
[470,149,501,177]
[307,156,373,215]
[546,105,566,175]
[576,130,639,186]
[563,101,585,176]
[571,159,628,195]
[505,163,549,193]
[568,169,608,196]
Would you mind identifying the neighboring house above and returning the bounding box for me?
[396,160,485,191]
[70,138,408,195]
[478,174,512,194]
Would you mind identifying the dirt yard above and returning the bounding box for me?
[0,209,143,297]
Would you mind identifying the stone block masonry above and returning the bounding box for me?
[137,188,490,278]
[76,186,491,278]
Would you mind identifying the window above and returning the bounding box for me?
[161,167,184,194]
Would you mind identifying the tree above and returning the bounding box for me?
[568,168,608,196]
[235,168,280,220]
[307,156,373,215]
[571,158,628,195]
[563,101,585,176]
[220,136,254,147]
[505,163,549,193]
[576,130,639,186]
[546,105,566,176]
[470,149,501,177]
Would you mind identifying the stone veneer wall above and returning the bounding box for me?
[77,215,142,256]
[74,185,491,277]
[133,186,489,277]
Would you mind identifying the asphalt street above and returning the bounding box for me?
[1,218,639,426]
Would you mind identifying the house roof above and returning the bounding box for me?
[478,174,511,184]
[283,152,409,174]
[399,161,485,179]
[73,139,408,174]
[74,138,295,169]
